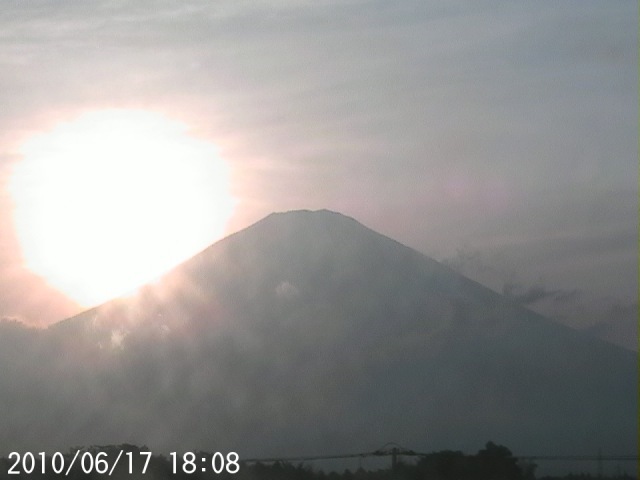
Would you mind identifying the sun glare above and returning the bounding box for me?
[10,109,235,307]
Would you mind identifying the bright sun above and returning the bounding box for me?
[9,109,235,307]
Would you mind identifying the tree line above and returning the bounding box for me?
[0,442,634,480]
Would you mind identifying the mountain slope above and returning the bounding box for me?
[2,209,636,461]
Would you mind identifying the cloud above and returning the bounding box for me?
[502,282,579,305]
[585,301,638,351]
[0,0,635,354]
[443,247,637,350]
[275,281,299,299]
[109,329,128,350]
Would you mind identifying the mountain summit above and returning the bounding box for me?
[2,210,637,460]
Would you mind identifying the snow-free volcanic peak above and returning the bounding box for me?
[4,210,636,464]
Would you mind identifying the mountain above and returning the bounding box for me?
[0,209,636,465]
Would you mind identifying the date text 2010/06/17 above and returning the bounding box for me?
[6,450,240,476]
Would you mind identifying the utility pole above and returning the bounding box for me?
[391,447,399,471]
[597,448,603,479]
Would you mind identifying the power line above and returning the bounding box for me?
[241,446,638,466]
[517,455,637,462]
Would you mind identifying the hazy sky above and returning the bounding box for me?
[0,1,636,339]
